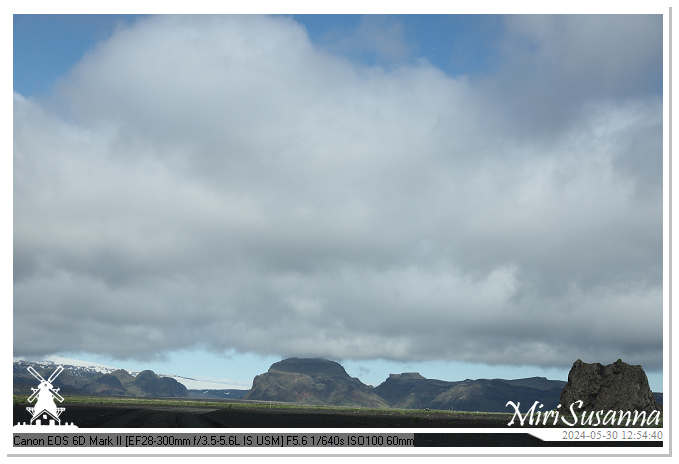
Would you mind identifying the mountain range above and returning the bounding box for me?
[244,358,569,412]
[13,357,663,412]
[13,360,190,398]
[13,358,249,399]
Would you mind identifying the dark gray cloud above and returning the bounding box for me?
[14,15,663,371]
[479,15,663,140]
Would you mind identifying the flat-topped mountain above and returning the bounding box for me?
[243,358,389,408]
[268,358,350,377]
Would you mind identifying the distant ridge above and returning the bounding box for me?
[14,360,189,398]
[13,357,248,390]
[372,373,569,412]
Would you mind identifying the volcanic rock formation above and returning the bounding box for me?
[558,359,661,413]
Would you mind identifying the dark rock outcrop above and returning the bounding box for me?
[559,359,661,412]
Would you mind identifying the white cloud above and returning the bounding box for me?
[14,15,662,371]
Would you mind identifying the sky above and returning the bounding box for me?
[12,10,667,393]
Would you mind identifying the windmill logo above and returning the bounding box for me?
[15,365,77,427]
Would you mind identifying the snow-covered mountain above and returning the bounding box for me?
[14,355,130,375]
[13,355,248,391]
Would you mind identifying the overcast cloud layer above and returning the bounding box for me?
[14,15,663,371]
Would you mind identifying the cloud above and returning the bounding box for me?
[309,15,416,68]
[14,15,663,371]
[503,15,662,96]
[476,15,663,141]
